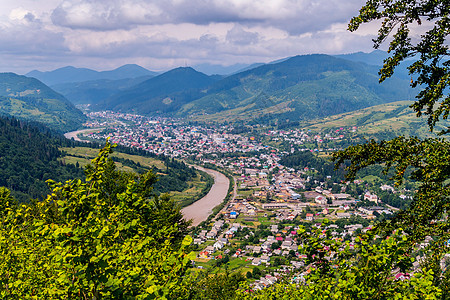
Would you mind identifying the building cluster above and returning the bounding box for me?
[81,110,411,287]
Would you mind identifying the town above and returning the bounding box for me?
[78,110,418,289]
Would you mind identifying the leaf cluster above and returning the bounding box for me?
[0,141,193,299]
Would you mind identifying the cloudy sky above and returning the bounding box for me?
[0,0,383,74]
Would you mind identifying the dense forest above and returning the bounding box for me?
[0,116,84,202]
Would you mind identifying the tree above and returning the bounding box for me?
[348,0,450,133]
[0,141,193,299]
[332,0,450,295]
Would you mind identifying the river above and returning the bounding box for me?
[181,166,230,227]
[64,128,104,142]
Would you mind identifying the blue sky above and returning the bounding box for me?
[0,0,383,74]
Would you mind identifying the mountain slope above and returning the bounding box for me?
[179,54,413,123]
[303,100,446,139]
[0,116,84,202]
[98,67,219,114]
[51,76,153,105]
[26,64,157,86]
[0,73,86,131]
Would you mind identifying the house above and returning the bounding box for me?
[306,213,314,221]
[204,246,215,255]
[380,184,395,192]
[253,246,262,254]
[193,238,204,245]
[206,229,217,239]
[336,212,351,218]
[252,258,262,266]
[281,241,293,249]
[364,192,379,204]
[315,195,327,205]
[213,241,224,250]
[261,255,271,263]
[271,225,279,233]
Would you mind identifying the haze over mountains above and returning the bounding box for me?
[26,64,158,86]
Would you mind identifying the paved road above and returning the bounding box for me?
[181,166,229,227]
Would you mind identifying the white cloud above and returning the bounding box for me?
[50,0,366,34]
[0,0,391,74]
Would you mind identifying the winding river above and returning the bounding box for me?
[181,166,230,226]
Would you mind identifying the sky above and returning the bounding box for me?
[0,0,385,74]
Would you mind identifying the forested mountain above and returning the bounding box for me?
[178,54,412,123]
[92,54,411,123]
[0,116,84,202]
[51,76,153,105]
[0,73,86,131]
[26,64,157,86]
[333,50,389,66]
[96,67,220,114]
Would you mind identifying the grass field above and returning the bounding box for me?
[301,100,448,138]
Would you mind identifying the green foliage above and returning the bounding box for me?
[175,270,246,300]
[235,224,440,299]
[327,0,450,297]
[349,0,450,133]
[0,141,192,299]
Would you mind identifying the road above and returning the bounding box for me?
[181,166,230,227]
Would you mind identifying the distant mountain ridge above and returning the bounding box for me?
[177,54,413,123]
[26,64,157,86]
[0,73,86,131]
[92,53,412,123]
[97,67,220,114]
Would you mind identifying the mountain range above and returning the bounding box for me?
[80,53,412,124]
[26,64,157,86]
[0,50,414,130]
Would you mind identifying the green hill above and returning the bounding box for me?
[0,116,84,202]
[302,100,446,139]
[0,73,86,131]
[180,54,413,123]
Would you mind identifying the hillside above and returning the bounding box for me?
[179,54,412,123]
[0,73,86,131]
[97,67,219,114]
[26,64,157,86]
[51,76,153,105]
[0,116,84,202]
[60,146,212,207]
[302,100,446,139]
